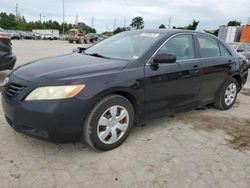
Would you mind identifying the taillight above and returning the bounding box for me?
[0,33,10,39]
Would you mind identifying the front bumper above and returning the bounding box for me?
[1,77,94,143]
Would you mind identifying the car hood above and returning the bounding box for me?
[13,53,130,83]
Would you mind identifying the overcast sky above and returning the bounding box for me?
[1,0,250,32]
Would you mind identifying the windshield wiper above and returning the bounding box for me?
[84,53,110,59]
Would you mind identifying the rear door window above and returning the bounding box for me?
[219,44,231,57]
[197,36,220,58]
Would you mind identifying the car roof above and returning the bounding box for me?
[126,29,217,38]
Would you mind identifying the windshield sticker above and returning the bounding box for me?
[140,33,159,38]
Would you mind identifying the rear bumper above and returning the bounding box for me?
[2,92,94,143]
[0,52,16,70]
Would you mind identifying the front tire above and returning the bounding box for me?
[83,95,134,151]
[214,77,239,110]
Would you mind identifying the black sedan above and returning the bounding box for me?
[0,28,16,70]
[2,29,249,151]
[6,30,21,40]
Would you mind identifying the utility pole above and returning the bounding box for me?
[75,13,78,28]
[124,18,127,28]
[15,3,20,21]
[91,16,94,28]
[39,13,42,22]
[168,16,172,29]
[113,18,116,30]
[63,0,65,35]
[15,4,18,19]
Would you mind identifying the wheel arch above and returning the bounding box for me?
[232,74,242,91]
[92,88,144,126]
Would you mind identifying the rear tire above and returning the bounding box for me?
[83,95,134,151]
[214,77,238,110]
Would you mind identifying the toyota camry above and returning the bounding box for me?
[2,29,249,151]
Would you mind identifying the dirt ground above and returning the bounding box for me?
[0,40,250,188]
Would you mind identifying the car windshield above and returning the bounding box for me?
[84,32,163,60]
[228,43,239,49]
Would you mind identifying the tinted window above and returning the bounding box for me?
[157,34,195,61]
[219,44,231,57]
[197,36,220,58]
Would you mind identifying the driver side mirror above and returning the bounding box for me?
[72,47,87,53]
[153,54,176,64]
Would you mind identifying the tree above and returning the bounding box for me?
[0,11,96,34]
[187,20,199,30]
[159,24,166,29]
[204,29,219,36]
[113,27,126,34]
[173,20,199,30]
[130,16,144,29]
[102,31,113,37]
[77,22,96,33]
[0,12,17,29]
[227,20,241,26]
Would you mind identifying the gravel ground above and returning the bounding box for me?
[0,40,250,188]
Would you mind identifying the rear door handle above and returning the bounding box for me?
[193,65,199,72]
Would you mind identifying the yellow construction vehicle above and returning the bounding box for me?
[68,29,89,44]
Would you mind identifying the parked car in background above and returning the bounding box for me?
[228,42,250,60]
[52,35,59,40]
[32,32,42,40]
[58,34,67,40]
[41,34,53,40]
[86,33,98,43]
[97,34,108,42]
[17,31,33,39]
[6,30,21,40]
[0,28,16,70]
[2,30,249,151]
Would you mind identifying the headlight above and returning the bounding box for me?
[25,85,85,101]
